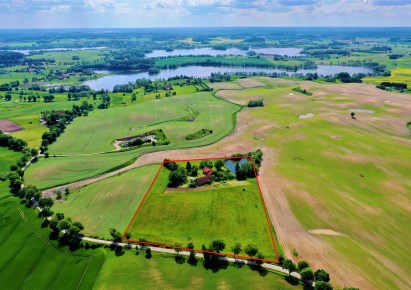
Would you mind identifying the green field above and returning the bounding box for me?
[94,250,301,290]
[49,92,240,154]
[127,165,278,260]
[53,165,160,237]
[0,147,23,173]
[25,91,240,189]
[0,197,105,289]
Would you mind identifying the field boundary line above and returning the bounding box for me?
[76,256,93,290]
[19,244,48,289]
[122,155,279,264]
[122,162,165,236]
[48,260,67,290]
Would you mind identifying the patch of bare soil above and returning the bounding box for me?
[308,229,344,236]
[236,78,267,88]
[0,119,23,133]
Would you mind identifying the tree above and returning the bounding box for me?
[297,260,310,272]
[168,166,187,186]
[209,240,225,253]
[30,148,38,156]
[314,281,333,290]
[41,207,54,218]
[131,93,137,102]
[174,244,182,256]
[300,268,314,281]
[145,247,152,259]
[56,190,62,200]
[64,187,70,195]
[188,250,197,266]
[125,232,131,239]
[56,212,65,220]
[109,228,122,242]
[73,221,84,231]
[4,94,11,101]
[282,259,297,275]
[57,219,71,231]
[244,244,258,257]
[187,242,194,249]
[314,269,330,282]
[214,160,224,171]
[231,242,242,258]
[351,112,356,119]
[186,161,192,172]
[38,197,54,208]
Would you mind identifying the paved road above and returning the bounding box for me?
[80,236,303,281]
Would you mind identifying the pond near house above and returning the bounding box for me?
[225,158,248,174]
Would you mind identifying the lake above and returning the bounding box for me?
[5,47,106,55]
[83,65,372,91]
[225,158,248,174]
[145,47,302,57]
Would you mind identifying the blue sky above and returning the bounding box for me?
[0,0,410,28]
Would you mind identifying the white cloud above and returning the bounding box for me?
[84,0,115,12]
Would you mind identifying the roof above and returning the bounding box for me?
[202,166,212,176]
[195,175,212,186]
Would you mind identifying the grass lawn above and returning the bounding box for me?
[0,196,105,290]
[94,249,301,290]
[127,166,277,260]
[53,165,160,237]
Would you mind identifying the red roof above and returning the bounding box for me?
[202,166,212,176]
[195,175,212,186]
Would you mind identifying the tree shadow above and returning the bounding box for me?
[247,264,268,276]
[175,255,186,264]
[285,275,300,286]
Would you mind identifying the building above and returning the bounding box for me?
[195,166,213,186]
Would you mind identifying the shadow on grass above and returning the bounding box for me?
[285,275,300,286]
[248,264,268,277]
[175,255,186,264]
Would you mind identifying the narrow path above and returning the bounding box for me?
[80,236,304,281]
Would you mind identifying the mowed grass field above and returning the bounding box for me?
[216,78,411,289]
[49,92,240,154]
[0,197,105,289]
[53,165,160,237]
[127,166,278,260]
[94,250,301,290]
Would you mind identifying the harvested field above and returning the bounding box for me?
[0,119,23,133]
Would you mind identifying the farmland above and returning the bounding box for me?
[94,250,300,290]
[126,163,278,260]
[0,197,105,289]
[53,165,160,237]
[48,92,240,154]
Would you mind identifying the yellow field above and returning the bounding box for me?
[364,68,411,87]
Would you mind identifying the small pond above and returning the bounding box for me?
[225,158,248,174]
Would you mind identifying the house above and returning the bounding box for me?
[164,85,172,91]
[195,166,213,186]
[202,166,212,176]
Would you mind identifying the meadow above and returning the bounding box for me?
[94,250,301,290]
[53,165,160,237]
[127,165,278,260]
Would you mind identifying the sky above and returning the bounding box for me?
[0,0,410,28]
